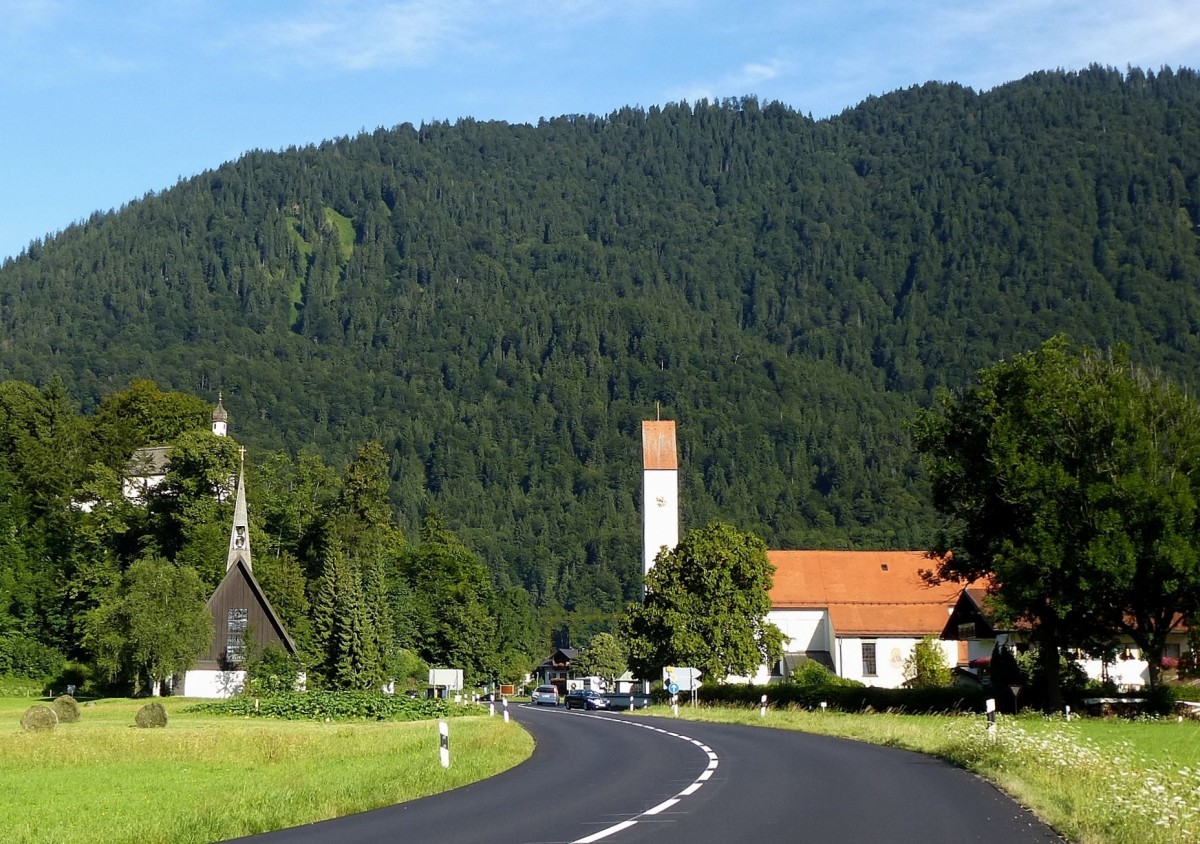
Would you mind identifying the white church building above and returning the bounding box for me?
[640,419,1187,690]
[641,419,964,689]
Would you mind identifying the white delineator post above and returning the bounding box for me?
[642,420,679,580]
[439,720,450,768]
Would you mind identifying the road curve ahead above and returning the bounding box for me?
[234,706,1063,843]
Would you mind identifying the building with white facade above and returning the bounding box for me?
[749,550,966,687]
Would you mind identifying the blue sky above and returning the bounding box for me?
[2,0,1198,261]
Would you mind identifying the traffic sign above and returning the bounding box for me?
[663,666,703,692]
[667,682,679,695]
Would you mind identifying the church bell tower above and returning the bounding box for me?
[642,419,679,578]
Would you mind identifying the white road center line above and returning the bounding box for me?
[558,711,720,844]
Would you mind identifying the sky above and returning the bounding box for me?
[2,0,1199,262]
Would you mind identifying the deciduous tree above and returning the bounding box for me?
[82,556,211,695]
[903,635,952,688]
[575,632,627,687]
[619,522,783,681]
[914,337,1200,704]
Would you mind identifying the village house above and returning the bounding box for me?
[940,587,1189,690]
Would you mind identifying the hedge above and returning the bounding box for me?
[699,682,989,714]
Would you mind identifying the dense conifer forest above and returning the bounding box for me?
[1,65,1199,681]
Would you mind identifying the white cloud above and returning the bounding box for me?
[0,0,65,32]
[0,0,67,49]
[232,0,703,74]
[910,0,1200,90]
[239,0,468,72]
[670,56,790,106]
[739,59,784,86]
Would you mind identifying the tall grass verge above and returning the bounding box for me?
[0,697,530,844]
[654,704,1200,844]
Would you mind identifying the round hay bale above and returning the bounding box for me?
[21,705,58,732]
[51,694,81,723]
[135,702,168,728]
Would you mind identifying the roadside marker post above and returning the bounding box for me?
[1064,705,1071,722]
[489,701,495,717]
[760,694,767,718]
[985,698,997,741]
[503,699,510,723]
[672,694,679,717]
[439,720,450,768]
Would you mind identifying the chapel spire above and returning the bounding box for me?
[226,446,251,572]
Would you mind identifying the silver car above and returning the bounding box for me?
[531,685,559,706]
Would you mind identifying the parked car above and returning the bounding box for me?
[564,689,609,710]
[531,685,560,706]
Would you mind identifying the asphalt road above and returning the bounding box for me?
[235,706,1064,843]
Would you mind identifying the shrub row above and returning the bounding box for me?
[699,682,990,714]
[187,691,475,721]
[703,682,1196,715]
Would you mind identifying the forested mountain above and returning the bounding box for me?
[2,64,1199,623]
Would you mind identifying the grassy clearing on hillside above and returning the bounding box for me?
[0,697,531,844]
[652,704,1200,844]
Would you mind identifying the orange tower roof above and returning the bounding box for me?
[642,420,677,470]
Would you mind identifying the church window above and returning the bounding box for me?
[226,608,248,663]
[862,642,877,676]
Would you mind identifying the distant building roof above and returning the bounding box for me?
[125,445,172,478]
[538,648,579,669]
[768,550,973,637]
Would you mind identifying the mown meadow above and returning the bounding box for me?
[658,705,1200,844]
[0,697,531,844]
[8,692,1199,844]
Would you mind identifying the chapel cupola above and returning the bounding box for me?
[212,393,229,437]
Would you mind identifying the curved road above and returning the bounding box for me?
[237,706,1063,843]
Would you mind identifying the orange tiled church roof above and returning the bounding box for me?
[768,550,972,637]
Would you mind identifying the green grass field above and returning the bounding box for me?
[1,697,531,844]
[655,705,1200,844]
[8,694,1198,844]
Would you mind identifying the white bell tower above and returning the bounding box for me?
[642,419,679,578]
